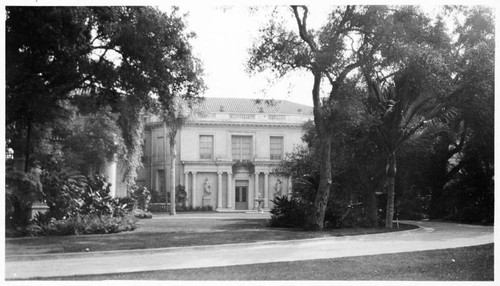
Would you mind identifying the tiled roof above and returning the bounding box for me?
[198,97,313,116]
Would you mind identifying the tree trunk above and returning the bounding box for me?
[169,138,177,216]
[306,70,333,231]
[429,184,446,219]
[24,118,32,173]
[356,161,378,228]
[366,189,378,228]
[307,136,332,230]
[385,156,397,228]
[163,122,169,209]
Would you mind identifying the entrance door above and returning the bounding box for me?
[235,186,248,210]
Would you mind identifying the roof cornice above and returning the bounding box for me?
[145,121,305,129]
[184,121,304,128]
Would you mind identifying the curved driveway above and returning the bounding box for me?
[5,220,493,279]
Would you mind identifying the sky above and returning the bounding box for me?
[164,4,456,107]
[172,5,321,107]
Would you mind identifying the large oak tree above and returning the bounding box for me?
[248,6,431,229]
[6,7,204,185]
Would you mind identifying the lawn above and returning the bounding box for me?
[6,212,415,256]
[36,244,494,281]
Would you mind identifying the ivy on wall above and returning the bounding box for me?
[232,161,255,174]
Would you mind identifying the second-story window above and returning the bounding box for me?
[270,136,284,160]
[199,135,214,160]
[232,136,252,161]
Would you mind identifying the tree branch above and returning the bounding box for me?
[291,6,318,53]
[447,121,468,157]
[445,160,466,181]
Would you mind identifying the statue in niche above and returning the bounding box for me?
[275,179,282,196]
[203,178,211,198]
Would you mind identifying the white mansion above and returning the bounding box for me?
[132,97,313,211]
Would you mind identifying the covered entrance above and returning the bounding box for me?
[235,180,249,210]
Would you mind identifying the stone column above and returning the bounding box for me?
[264,172,269,208]
[254,172,260,210]
[184,172,189,204]
[150,136,154,192]
[227,172,232,209]
[105,159,117,198]
[192,172,197,208]
[288,176,293,195]
[217,172,222,210]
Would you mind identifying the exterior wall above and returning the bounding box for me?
[180,125,305,162]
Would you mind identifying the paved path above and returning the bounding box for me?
[5,220,493,279]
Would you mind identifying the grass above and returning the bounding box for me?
[6,213,416,256]
[35,244,494,281]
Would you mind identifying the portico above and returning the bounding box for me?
[182,161,292,211]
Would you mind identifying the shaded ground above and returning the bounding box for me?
[34,244,494,281]
[6,212,415,256]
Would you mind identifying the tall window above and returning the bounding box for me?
[199,135,214,160]
[270,136,284,160]
[232,136,252,161]
[155,136,164,163]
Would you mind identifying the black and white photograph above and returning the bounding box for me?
[3,0,496,283]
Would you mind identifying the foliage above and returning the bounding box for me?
[6,7,95,170]
[232,161,256,174]
[161,97,202,216]
[41,169,134,220]
[66,108,124,172]
[275,118,382,229]
[119,107,146,186]
[175,184,187,205]
[132,209,154,219]
[426,7,494,223]
[6,169,43,204]
[111,197,137,217]
[324,201,375,229]
[249,5,431,230]
[150,189,167,204]
[183,205,213,212]
[130,185,151,211]
[6,6,205,185]
[78,174,114,216]
[41,168,88,219]
[269,195,309,228]
[26,213,137,236]
[5,168,44,227]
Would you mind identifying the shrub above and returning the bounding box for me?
[6,169,44,227]
[150,189,167,203]
[269,195,309,228]
[130,185,151,210]
[41,169,88,219]
[133,209,153,219]
[26,213,137,236]
[111,197,136,217]
[324,201,375,229]
[43,172,124,219]
[80,174,114,216]
[175,185,187,206]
